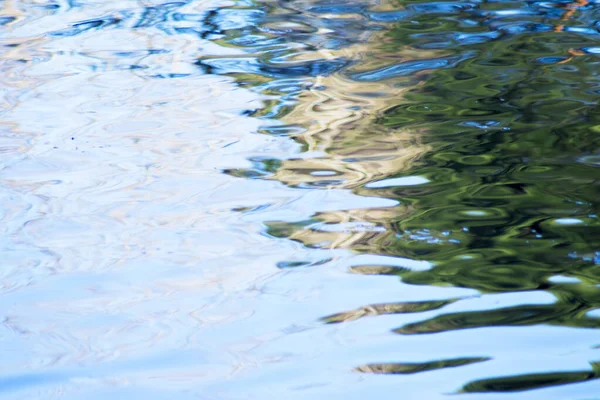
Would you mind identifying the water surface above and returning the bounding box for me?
[1,0,600,399]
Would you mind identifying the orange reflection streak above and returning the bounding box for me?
[554,0,589,32]
[553,0,589,64]
[557,48,586,64]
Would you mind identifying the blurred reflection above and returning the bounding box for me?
[209,0,600,395]
[461,361,600,393]
[2,0,600,398]
[356,357,490,375]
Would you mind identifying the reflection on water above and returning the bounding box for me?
[460,360,600,393]
[208,0,600,397]
[1,0,600,398]
[321,298,458,323]
[356,356,491,375]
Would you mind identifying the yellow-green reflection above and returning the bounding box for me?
[207,0,600,395]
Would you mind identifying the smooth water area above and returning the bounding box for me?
[1,0,600,398]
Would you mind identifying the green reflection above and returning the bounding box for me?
[461,361,600,393]
[206,0,600,393]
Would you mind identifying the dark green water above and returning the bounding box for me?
[206,0,600,394]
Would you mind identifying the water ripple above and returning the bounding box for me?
[2,0,600,398]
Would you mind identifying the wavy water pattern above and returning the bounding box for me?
[2,0,600,399]
[202,0,600,398]
[0,0,397,398]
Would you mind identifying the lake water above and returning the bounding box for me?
[1,0,600,399]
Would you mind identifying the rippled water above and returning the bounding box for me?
[2,0,600,399]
